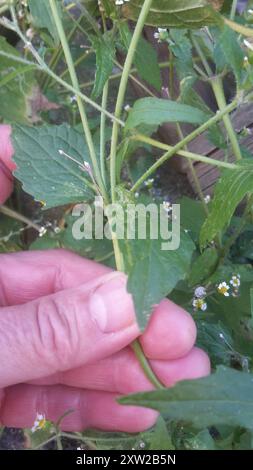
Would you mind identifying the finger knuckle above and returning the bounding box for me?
[33,295,80,370]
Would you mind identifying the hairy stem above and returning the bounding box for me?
[49,0,107,201]
[109,0,154,203]
[0,205,45,234]
[212,76,242,161]
[130,97,241,192]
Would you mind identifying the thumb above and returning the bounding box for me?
[0,272,138,388]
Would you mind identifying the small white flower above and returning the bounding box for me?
[154,28,168,43]
[248,9,253,15]
[192,298,207,311]
[124,104,131,111]
[134,192,139,198]
[244,39,253,52]
[163,201,172,213]
[217,281,230,297]
[39,226,47,238]
[144,178,154,187]
[31,413,46,433]
[204,194,211,204]
[70,95,77,103]
[115,0,124,5]
[26,28,35,40]
[230,275,241,288]
[194,286,207,299]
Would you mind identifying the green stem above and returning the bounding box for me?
[0,205,45,234]
[130,97,241,193]
[114,59,156,98]
[230,0,238,20]
[109,0,153,202]
[131,340,164,389]
[49,0,107,200]
[191,34,212,77]
[212,76,242,161]
[176,124,209,217]
[79,61,171,90]
[0,43,124,129]
[41,12,84,90]
[100,80,109,186]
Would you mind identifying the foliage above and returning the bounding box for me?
[1,0,253,451]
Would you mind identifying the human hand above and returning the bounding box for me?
[0,250,210,432]
[0,125,210,433]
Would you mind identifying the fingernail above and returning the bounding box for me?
[89,275,135,333]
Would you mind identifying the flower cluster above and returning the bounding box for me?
[192,286,207,312]
[217,275,240,297]
[31,413,47,433]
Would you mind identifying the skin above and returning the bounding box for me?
[0,125,210,432]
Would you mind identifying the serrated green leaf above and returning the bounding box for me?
[122,0,223,28]
[0,37,36,123]
[119,23,162,91]
[28,0,61,44]
[200,161,253,249]
[122,228,195,330]
[91,33,115,99]
[125,98,208,132]
[12,124,95,209]
[214,25,244,83]
[120,366,253,430]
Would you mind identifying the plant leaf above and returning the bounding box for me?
[28,0,62,45]
[120,366,253,430]
[91,33,116,99]
[12,124,95,209]
[122,0,223,28]
[0,37,36,123]
[125,98,208,132]
[119,22,162,91]
[200,161,253,249]
[214,25,244,84]
[121,224,195,330]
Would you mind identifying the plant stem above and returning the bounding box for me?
[230,0,238,20]
[130,97,241,193]
[114,59,156,98]
[191,34,212,77]
[100,80,109,186]
[0,205,45,234]
[131,133,237,174]
[212,76,242,161]
[49,0,107,201]
[109,0,154,203]
[176,124,209,216]
[131,340,164,389]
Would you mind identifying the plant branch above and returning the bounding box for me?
[130,96,243,193]
[0,205,45,235]
[49,0,107,200]
[212,76,242,161]
[230,0,238,20]
[109,0,154,203]
[0,20,125,127]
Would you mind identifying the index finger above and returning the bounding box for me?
[0,249,111,306]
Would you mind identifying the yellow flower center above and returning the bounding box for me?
[219,286,228,294]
